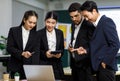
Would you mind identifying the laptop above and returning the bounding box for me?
[23,65,55,81]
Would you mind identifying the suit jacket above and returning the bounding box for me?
[37,28,64,79]
[37,28,64,62]
[70,19,95,68]
[90,15,120,71]
[7,26,38,72]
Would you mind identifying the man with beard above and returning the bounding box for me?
[68,2,95,81]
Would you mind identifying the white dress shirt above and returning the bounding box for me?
[46,29,56,51]
[72,18,84,47]
[93,14,102,27]
[71,18,84,58]
[22,26,30,50]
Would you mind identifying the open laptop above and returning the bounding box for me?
[23,65,55,81]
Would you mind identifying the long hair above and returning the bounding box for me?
[19,10,38,30]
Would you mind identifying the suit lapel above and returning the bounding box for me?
[92,27,98,39]
[92,15,104,39]
[74,21,83,48]
[43,29,49,50]
[17,27,23,50]
[25,30,33,50]
[55,29,59,50]
[76,19,86,40]
[71,24,75,44]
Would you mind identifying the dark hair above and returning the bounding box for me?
[81,0,98,12]
[20,10,38,30]
[68,2,81,12]
[45,11,58,21]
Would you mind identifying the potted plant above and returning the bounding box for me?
[0,35,7,54]
[14,72,20,81]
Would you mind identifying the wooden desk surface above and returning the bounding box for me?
[0,79,22,81]
[0,79,14,81]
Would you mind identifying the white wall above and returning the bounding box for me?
[0,0,47,38]
[48,0,120,10]
[0,1,12,78]
[17,0,47,10]
[12,0,45,30]
[1,0,120,37]
[0,0,12,37]
[0,0,47,78]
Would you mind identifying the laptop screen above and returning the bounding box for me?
[23,65,55,81]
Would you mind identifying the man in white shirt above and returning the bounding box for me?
[68,2,95,81]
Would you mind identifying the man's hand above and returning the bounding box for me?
[77,47,87,55]
[68,46,75,53]
[101,62,106,69]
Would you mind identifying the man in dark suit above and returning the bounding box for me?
[81,1,120,81]
[68,2,95,81]
[7,10,39,80]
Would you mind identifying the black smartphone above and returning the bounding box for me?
[50,50,62,54]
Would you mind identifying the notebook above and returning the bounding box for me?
[23,65,55,81]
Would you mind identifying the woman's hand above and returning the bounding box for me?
[22,51,32,58]
[46,50,53,58]
[53,53,61,58]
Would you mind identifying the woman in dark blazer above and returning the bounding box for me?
[37,11,64,80]
[7,10,38,80]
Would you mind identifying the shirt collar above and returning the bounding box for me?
[46,29,55,35]
[75,17,84,28]
[22,26,30,32]
[94,14,102,27]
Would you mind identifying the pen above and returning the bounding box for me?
[31,52,35,54]
[69,44,73,48]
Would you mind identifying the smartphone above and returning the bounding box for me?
[50,50,62,55]
[69,44,73,48]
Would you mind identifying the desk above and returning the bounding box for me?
[0,79,22,81]
[63,67,120,81]
[63,66,120,75]
[0,79,62,81]
[0,54,10,72]
[0,79,13,81]
[0,54,10,62]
